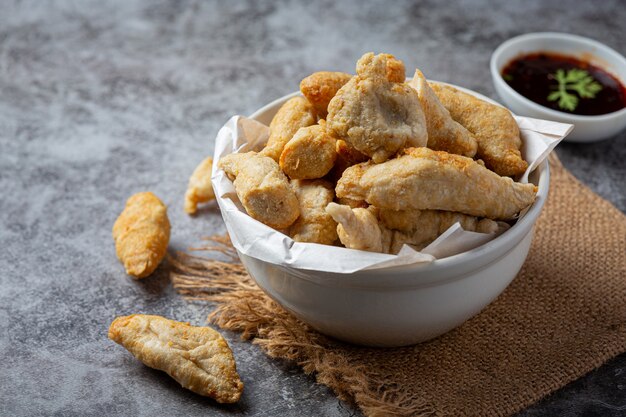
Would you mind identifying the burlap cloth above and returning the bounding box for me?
[170,154,626,417]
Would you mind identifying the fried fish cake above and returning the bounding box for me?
[408,70,477,157]
[336,147,536,220]
[112,192,170,279]
[431,83,528,177]
[289,179,337,244]
[279,121,337,180]
[327,203,499,254]
[326,203,386,252]
[300,72,353,119]
[109,314,243,403]
[300,59,405,119]
[184,156,216,214]
[261,96,317,162]
[378,208,498,242]
[219,152,300,229]
[327,53,428,163]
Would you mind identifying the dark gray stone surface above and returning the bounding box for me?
[1,1,624,416]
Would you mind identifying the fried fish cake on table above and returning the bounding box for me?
[112,192,170,279]
[336,147,536,220]
[327,52,428,163]
[219,152,300,229]
[184,156,216,214]
[260,96,317,162]
[408,69,477,157]
[108,314,243,403]
[431,83,528,177]
[279,121,337,180]
[289,179,338,244]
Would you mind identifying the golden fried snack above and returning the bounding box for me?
[328,139,370,182]
[300,72,353,118]
[184,156,215,214]
[326,203,386,252]
[112,192,170,279]
[378,208,499,245]
[219,152,300,229]
[383,53,406,83]
[289,180,338,244]
[431,83,528,176]
[260,96,316,162]
[300,59,405,119]
[279,121,337,179]
[326,203,420,254]
[327,53,428,163]
[336,197,368,209]
[408,70,477,157]
[108,315,243,403]
[336,147,537,220]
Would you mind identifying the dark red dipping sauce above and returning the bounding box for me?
[502,52,626,115]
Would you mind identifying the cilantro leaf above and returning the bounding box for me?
[548,68,603,111]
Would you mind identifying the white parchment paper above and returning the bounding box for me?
[212,114,573,273]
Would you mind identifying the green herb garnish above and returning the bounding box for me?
[547,69,602,111]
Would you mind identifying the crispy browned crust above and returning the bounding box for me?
[327,53,427,163]
[408,70,478,158]
[289,179,338,244]
[300,72,352,118]
[336,147,537,220]
[261,96,316,162]
[219,152,300,229]
[431,83,528,177]
[108,314,243,403]
[112,192,170,278]
[279,122,337,180]
[184,156,215,214]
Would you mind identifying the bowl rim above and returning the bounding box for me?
[248,86,550,285]
[490,31,626,121]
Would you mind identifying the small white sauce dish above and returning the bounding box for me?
[490,32,626,142]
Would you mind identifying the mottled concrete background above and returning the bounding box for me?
[1,1,624,416]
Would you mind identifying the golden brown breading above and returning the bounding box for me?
[327,53,428,163]
[327,139,370,182]
[378,208,498,243]
[382,53,406,83]
[112,192,170,279]
[408,70,477,157]
[108,315,243,403]
[326,203,385,252]
[327,203,499,255]
[300,72,353,118]
[289,180,338,244]
[300,59,405,118]
[336,147,536,220]
[184,156,216,214]
[260,96,316,162]
[279,121,337,179]
[336,197,369,209]
[431,83,528,177]
[325,204,421,254]
[219,152,300,229]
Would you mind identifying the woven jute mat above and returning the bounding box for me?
[170,154,626,417]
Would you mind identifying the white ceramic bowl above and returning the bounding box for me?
[239,89,549,347]
[491,32,626,142]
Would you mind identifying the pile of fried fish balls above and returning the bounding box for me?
[219,53,536,255]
